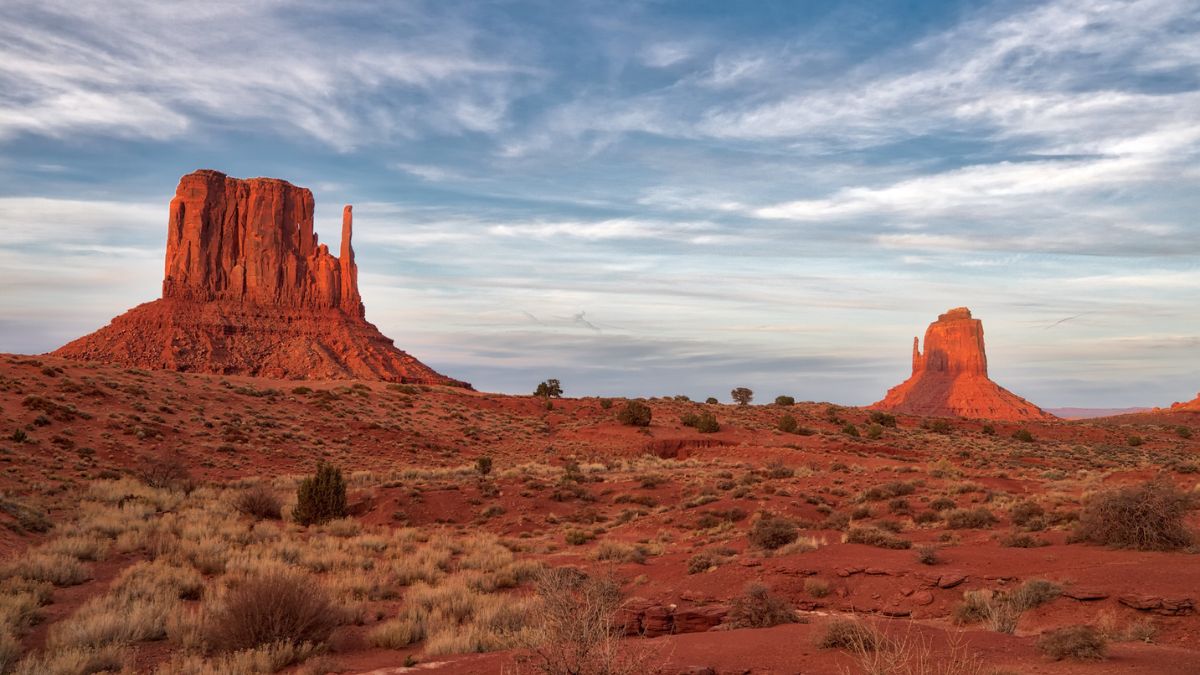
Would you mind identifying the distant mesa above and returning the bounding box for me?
[872,307,1053,421]
[55,169,469,387]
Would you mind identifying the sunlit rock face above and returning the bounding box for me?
[873,308,1052,421]
[55,170,468,387]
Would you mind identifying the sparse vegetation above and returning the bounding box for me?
[730,387,754,406]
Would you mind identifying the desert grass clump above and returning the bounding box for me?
[748,515,798,550]
[203,569,339,653]
[728,583,795,628]
[293,463,347,526]
[844,526,911,549]
[804,578,831,598]
[1036,625,1107,661]
[944,507,997,529]
[1007,579,1060,612]
[233,484,283,520]
[1,552,90,587]
[11,644,126,675]
[819,618,878,651]
[914,545,939,565]
[1074,480,1194,550]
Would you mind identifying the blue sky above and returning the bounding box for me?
[1,0,1197,407]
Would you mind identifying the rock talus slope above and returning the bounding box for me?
[872,307,1051,420]
[55,170,468,386]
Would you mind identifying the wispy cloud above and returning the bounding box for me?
[0,0,539,149]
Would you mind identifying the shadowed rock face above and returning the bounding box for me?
[55,170,469,387]
[873,307,1052,420]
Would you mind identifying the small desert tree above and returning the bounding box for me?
[534,379,564,398]
[731,387,754,406]
[293,463,347,526]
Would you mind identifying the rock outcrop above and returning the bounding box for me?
[55,170,468,387]
[1169,394,1200,412]
[872,308,1052,420]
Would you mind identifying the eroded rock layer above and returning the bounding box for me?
[872,308,1052,420]
[55,170,467,387]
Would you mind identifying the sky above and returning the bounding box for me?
[0,0,1197,407]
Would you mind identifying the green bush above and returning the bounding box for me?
[1177,426,1192,439]
[841,423,860,438]
[705,397,719,405]
[868,411,897,428]
[599,398,613,409]
[1127,435,1143,447]
[694,412,719,433]
[1012,429,1034,442]
[774,395,795,406]
[616,401,652,427]
[777,415,798,433]
[731,388,754,406]
[293,463,347,526]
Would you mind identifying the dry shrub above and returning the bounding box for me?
[139,455,195,492]
[1036,625,1107,661]
[748,515,798,550]
[729,583,795,628]
[1074,480,1194,550]
[203,569,339,653]
[1007,579,1060,612]
[233,484,283,520]
[843,625,989,675]
[516,568,659,675]
[819,618,878,651]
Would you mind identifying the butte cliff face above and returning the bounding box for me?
[55,170,468,387]
[872,308,1052,420]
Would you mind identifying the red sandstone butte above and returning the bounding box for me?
[872,307,1052,421]
[54,170,468,387]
